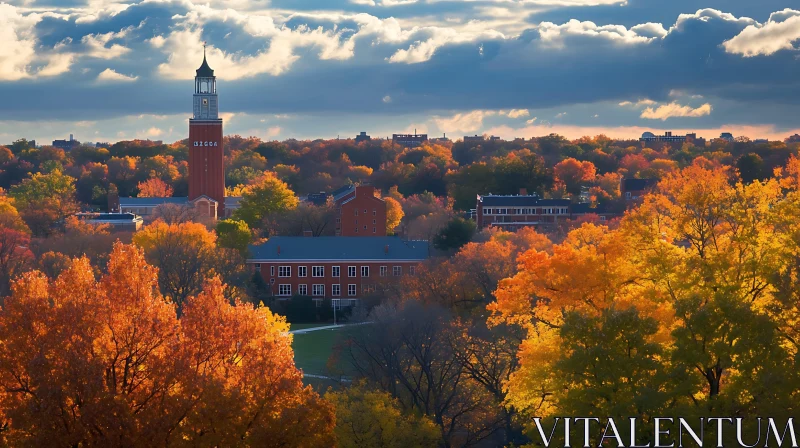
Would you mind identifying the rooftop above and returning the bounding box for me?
[622,178,658,191]
[248,236,430,261]
[119,197,190,207]
[75,212,142,221]
[196,48,214,78]
[478,195,571,207]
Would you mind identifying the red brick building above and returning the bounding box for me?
[334,185,387,236]
[115,50,240,221]
[247,237,429,305]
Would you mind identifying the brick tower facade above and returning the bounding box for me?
[188,48,225,218]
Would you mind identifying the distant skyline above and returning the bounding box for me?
[2,0,800,143]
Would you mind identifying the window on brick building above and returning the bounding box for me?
[332,266,340,277]
[312,266,324,277]
[278,284,291,296]
[380,266,387,277]
[270,266,275,276]
[278,266,291,277]
[298,284,307,296]
[332,284,341,296]
[298,266,307,277]
[361,266,369,277]
[348,284,357,296]
[409,266,416,276]
[348,266,357,277]
[393,266,402,276]
[313,284,325,296]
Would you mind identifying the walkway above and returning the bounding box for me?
[289,322,372,335]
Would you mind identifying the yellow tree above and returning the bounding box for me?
[384,196,404,234]
[133,220,218,308]
[325,381,439,448]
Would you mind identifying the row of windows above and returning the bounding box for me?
[278,284,372,297]
[484,207,569,215]
[269,265,413,277]
[354,209,378,216]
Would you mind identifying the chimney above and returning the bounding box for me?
[277,245,281,255]
[303,230,313,237]
[384,245,389,254]
[519,188,528,196]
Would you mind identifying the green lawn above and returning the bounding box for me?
[289,323,332,331]
[291,326,356,379]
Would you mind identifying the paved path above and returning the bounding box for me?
[289,322,372,335]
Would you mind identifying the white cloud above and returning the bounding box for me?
[555,112,567,118]
[526,117,538,125]
[145,127,163,137]
[640,102,712,120]
[388,26,505,64]
[672,9,757,31]
[723,9,800,57]
[97,68,138,82]
[507,109,530,118]
[0,4,42,81]
[619,99,657,107]
[382,95,392,103]
[537,20,658,47]
[267,126,281,137]
[433,110,496,133]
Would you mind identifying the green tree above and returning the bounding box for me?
[233,173,298,229]
[433,217,476,252]
[216,219,251,254]
[736,152,765,184]
[9,169,78,236]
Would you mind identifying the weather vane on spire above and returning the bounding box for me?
[203,41,207,56]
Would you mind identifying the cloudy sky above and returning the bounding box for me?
[2,0,800,144]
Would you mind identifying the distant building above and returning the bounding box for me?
[621,178,658,201]
[754,139,769,144]
[719,132,734,142]
[475,190,612,231]
[304,192,331,206]
[74,212,143,231]
[489,135,501,141]
[114,196,241,220]
[52,134,79,150]
[464,135,485,143]
[392,132,427,148]
[786,134,800,144]
[430,133,450,143]
[246,236,430,306]
[95,142,111,148]
[355,131,371,143]
[640,131,705,148]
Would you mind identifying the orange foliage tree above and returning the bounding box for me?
[0,242,334,446]
[553,158,596,196]
[136,177,174,197]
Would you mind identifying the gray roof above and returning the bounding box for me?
[119,197,189,207]
[332,184,355,201]
[479,195,571,207]
[622,178,657,192]
[224,196,242,207]
[248,237,429,261]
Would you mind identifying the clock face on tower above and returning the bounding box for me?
[202,98,208,105]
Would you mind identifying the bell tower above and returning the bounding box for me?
[188,44,225,218]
